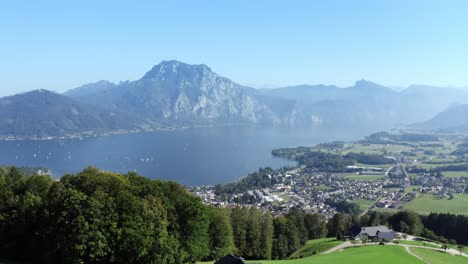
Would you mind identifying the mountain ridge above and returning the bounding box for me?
[3,60,468,139]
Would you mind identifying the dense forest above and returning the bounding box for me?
[362,132,439,144]
[214,167,279,196]
[0,167,467,263]
[271,149,394,173]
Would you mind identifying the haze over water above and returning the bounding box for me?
[0,126,369,185]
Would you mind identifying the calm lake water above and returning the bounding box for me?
[0,126,369,185]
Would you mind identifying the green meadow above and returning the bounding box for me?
[200,246,425,264]
[403,194,468,215]
[410,248,467,264]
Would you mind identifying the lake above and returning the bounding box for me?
[0,126,369,185]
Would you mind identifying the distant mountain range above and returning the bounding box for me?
[2,60,468,139]
[414,104,468,132]
[0,89,152,138]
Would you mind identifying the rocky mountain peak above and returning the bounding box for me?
[141,60,213,80]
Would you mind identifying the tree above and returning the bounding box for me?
[327,213,346,238]
[261,211,274,260]
[246,206,262,259]
[206,207,234,260]
[402,234,408,240]
[231,206,248,256]
[272,216,300,259]
[286,208,308,244]
[163,182,210,263]
[389,211,423,236]
[304,213,327,239]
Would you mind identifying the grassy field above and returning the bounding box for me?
[403,194,468,215]
[370,207,399,214]
[442,171,468,178]
[316,184,334,191]
[289,238,342,259]
[410,247,467,264]
[346,175,386,181]
[417,162,466,170]
[350,199,375,211]
[334,173,386,181]
[252,246,423,264]
[199,246,425,264]
[343,143,412,155]
[405,185,422,193]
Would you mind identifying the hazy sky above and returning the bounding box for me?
[0,0,467,96]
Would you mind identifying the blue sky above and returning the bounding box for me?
[0,0,467,96]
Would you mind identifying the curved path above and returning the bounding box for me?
[322,241,468,260]
[402,245,427,264]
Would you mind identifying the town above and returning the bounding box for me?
[190,132,468,218]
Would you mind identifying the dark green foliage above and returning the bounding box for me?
[388,211,424,236]
[206,207,234,260]
[272,149,392,173]
[285,209,308,244]
[423,213,468,245]
[231,206,248,256]
[0,167,209,264]
[261,211,274,260]
[214,167,277,195]
[246,206,263,259]
[304,213,327,239]
[364,132,439,143]
[326,213,346,238]
[327,199,361,215]
[228,208,327,260]
[271,216,300,259]
[343,152,394,165]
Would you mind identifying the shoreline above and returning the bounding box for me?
[0,122,255,142]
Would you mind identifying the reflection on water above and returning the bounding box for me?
[0,126,369,185]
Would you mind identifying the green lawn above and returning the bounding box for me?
[343,143,412,155]
[442,171,468,178]
[402,194,468,215]
[346,175,386,181]
[334,173,385,181]
[370,207,399,214]
[404,185,422,193]
[199,245,468,264]
[410,247,467,264]
[289,238,342,259]
[350,199,375,211]
[418,162,466,170]
[316,184,334,191]
[256,246,423,264]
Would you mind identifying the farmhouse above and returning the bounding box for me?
[352,226,396,241]
[214,254,244,264]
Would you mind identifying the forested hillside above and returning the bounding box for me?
[0,167,467,263]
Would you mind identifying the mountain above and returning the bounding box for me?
[66,60,292,125]
[414,104,468,131]
[261,80,468,130]
[64,80,117,98]
[6,60,468,139]
[0,89,149,138]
